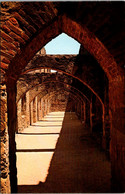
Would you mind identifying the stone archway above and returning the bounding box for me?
[1,3,124,192]
[6,14,121,81]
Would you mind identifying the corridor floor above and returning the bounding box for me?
[16,112,111,193]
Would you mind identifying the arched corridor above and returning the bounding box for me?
[1,2,125,193]
[16,112,111,193]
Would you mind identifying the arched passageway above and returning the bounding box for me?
[16,112,111,193]
[1,2,125,193]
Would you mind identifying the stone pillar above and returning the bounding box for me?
[81,101,83,120]
[20,94,27,130]
[85,101,90,127]
[43,99,47,116]
[102,79,110,153]
[109,77,125,192]
[102,110,110,152]
[47,99,49,114]
[44,99,47,116]
[77,101,81,119]
[7,79,17,193]
[37,99,42,121]
[33,96,37,123]
[26,91,30,127]
[91,95,103,143]
[42,99,45,118]
[17,99,22,132]
[84,102,86,124]
[44,99,46,116]
[90,100,93,133]
[30,101,33,125]
[41,98,43,119]
[1,85,10,193]
[37,100,40,121]
[75,102,78,116]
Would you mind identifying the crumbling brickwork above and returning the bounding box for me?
[0,88,10,193]
[0,2,125,193]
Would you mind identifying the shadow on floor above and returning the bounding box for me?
[17,112,111,193]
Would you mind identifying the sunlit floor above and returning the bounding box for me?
[16,111,111,193]
[16,112,65,185]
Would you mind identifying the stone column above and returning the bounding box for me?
[91,95,103,142]
[7,79,17,193]
[26,91,30,127]
[85,100,90,127]
[44,99,47,116]
[1,85,10,193]
[40,98,43,119]
[30,101,33,125]
[81,101,83,121]
[84,102,86,124]
[17,99,22,132]
[47,98,51,114]
[42,99,45,118]
[47,99,49,114]
[90,99,93,133]
[37,100,40,121]
[109,77,125,192]
[37,99,42,121]
[33,96,37,123]
[102,80,110,153]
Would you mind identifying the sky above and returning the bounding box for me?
[45,33,80,55]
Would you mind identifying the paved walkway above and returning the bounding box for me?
[16,112,111,193]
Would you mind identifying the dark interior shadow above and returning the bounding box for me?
[17,112,111,193]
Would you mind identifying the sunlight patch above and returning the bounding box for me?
[16,112,65,185]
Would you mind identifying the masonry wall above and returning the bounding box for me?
[17,99,22,132]
[1,90,10,193]
[109,78,125,192]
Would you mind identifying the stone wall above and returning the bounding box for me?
[1,2,125,192]
[109,78,125,192]
[0,88,10,193]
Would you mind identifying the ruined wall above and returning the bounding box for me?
[17,99,22,132]
[17,92,30,132]
[109,78,125,192]
[1,2,125,193]
[0,88,10,193]
[50,93,68,112]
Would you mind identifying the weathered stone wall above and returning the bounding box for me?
[1,2,125,192]
[109,78,125,192]
[26,91,30,127]
[50,93,68,112]
[17,99,22,132]
[30,101,33,125]
[0,91,10,193]
[17,91,30,132]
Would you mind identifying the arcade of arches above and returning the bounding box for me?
[0,2,125,193]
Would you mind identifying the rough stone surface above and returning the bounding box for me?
[0,95,10,193]
[0,1,125,192]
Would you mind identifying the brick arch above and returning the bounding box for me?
[30,87,86,119]
[17,81,90,105]
[42,90,85,112]
[21,66,104,104]
[36,88,85,107]
[6,14,120,82]
[17,78,104,131]
[18,66,103,108]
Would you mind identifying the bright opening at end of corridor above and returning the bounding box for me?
[16,112,65,185]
